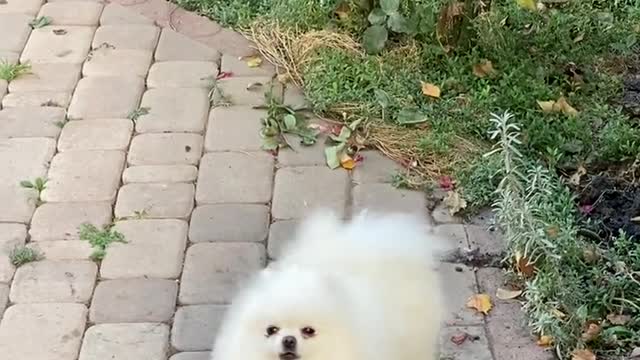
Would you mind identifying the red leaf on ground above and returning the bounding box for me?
[451,332,468,345]
[579,204,594,215]
[216,71,233,80]
[439,176,455,191]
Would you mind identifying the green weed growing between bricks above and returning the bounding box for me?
[78,223,127,261]
[0,60,31,82]
[20,177,47,206]
[9,246,43,267]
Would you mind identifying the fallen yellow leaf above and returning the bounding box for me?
[517,0,537,11]
[245,56,263,68]
[537,335,554,347]
[569,166,587,186]
[581,323,601,342]
[537,97,578,116]
[466,294,492,315]
[554,96,579,116]
[472,60,496,78]
[537,100,556,113]
[572,349,596,360]
[496,288,523,300]
[421,82,441,98]
[443,190,467,215]
[340,153,356,170]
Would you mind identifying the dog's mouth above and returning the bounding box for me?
[279,352,299,360]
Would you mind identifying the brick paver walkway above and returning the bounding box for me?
[0,1,551,359]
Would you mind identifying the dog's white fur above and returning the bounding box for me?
[210,210,445,360]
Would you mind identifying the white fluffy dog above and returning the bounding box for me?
[210,210,445,360]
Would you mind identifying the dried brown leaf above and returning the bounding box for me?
[496,288,523,300]
[572,349,596,360]
[472,60,496,78]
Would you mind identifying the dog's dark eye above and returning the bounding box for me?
[301,327,316,337]
[266,326,280,337]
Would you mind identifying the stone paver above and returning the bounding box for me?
[0,106,66,138]
[0,14,32,53]
[92,24,160,50]
[29,202,112,241]
[42,150,125,202]
[90,279,178,323]
[0,139,54,185]
[196,152,274,204]
[38,2,104,26]
[439,326,493,360]
[271,166,350,220]
[79,323,169,360]
[147,61,217,88]
[67,76,145,119]
[352,183,428,215]
[2,91,71,108]
[172,305,226,351]
[220,53,275,77]
[0,2,540,358]
[439,263,484,326]
[123,165,198,184]
[0,303,87,360]
[27,241,94,260]
[136,88,210,133]
[170,353,211,360]
[101,219,188,279]
[128,133,203,166]
[10,260,97,303]
[204,106,264,152]
[99,3,155,25]
[352,150,402,183]
[115,183,195,219]
[477,268,553,360]
[214,77,280,106]
[267,219,297,259]
[58,119,133,151]
[156,28,219,62]
[83,48,153,77]
[277,135,328,167]
[8,63,81,92]
[189,204,270,243]
[21,26,95,64]
[0,284,8,315]
[180,243,266,304]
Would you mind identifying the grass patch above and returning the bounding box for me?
[78,223,126,261]
[0,61,31,82]
[9,246,43,267]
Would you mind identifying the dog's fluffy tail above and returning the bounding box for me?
[278,209,449,270]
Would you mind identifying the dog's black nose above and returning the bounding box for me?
[282,336,297,350]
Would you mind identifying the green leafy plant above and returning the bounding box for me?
[9,246,43,267]
[78,223,127,261]
[20,177,48,205]
[128,107,150,122]
[259,93,317,150]
[363,0,414,53]
[0,61,31,82]
[490,111,640,358]
[324,118,362,169]
[29,16,51,29]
